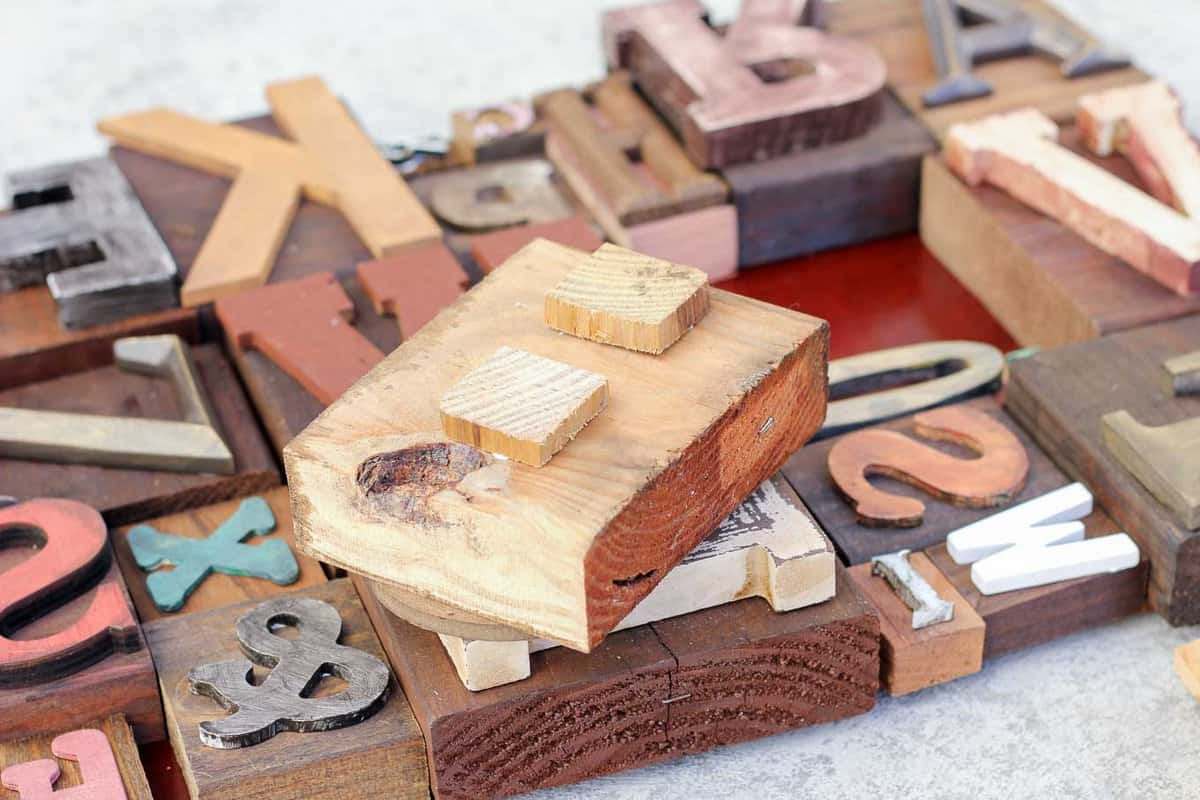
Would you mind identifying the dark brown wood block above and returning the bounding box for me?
[0,715,153,799]
[144,579,428,800]
[0,285,198,392]
[1007,316,1200,625]
[926,514,1149,658]
[920,128,1200,349]
[0,343,279,526]
[112,487,328,623]
[356,564,878,800]
[0,554,161,744]
[783,396,1066,565]
[723,90,934,267]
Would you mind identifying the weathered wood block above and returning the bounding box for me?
[285,239,828,651]
[0,501,161,743]
[921,132,1200,348]
[356,563,878,800]
[112,487,327,623]
[847,551,983,695]
[0,343,278,527]
[926,515,1148,658]
[826,0,1148,141]
[783,396,1065,565]
[144,580,427,800]
[1007,315,1200,624]
[0,715,152,799]
[724,89,935,266]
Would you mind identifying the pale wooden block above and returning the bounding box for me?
[439,346,609,467]
[1175,639,1200,701]
[970,533,1141,595]
[945,108,1200,295]
[544,243,710,354]
[947,482,1094,564]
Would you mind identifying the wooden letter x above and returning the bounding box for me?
[98,76,441,306]
[127,496,300,613]
[1,729,127,800]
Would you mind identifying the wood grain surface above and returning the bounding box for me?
[0,716,152,800]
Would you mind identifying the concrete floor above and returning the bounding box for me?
[2,1,1198,797]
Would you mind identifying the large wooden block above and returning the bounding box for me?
[783,396,1066,565]
[356,563,878,800]
[724,89,935,266]
[0,500,160,743]
[826,0,1148,141]
[0,715,152,800]
[112,487,327,623]
[1007,315,1200,624]
[926,515,1148,658]
[0,343,278,526]
[144,580,427,800]
[285,239,828,651]
[847,551,983,695]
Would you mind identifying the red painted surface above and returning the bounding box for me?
[358,241,469,340]
[472,215,603,273]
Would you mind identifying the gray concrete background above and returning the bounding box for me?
[2,1,1198,797]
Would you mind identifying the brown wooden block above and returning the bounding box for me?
[926,513,1149,659]
[0,285,198,392]
[0,343,278,527]
[471,215,602,274]
[1007,315,1200,624]
[449,102,542,166]
[144,579,427,800]
[724,89,935,266]
[783,396,1066,565]
[847,552,982,694]
[355,563,878,800]
[286,238,829,651]
[826,0,1148,142]
[0,715,152,799]
[112,487,327,623]
[358,241,469,341]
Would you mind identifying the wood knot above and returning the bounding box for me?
[357,442,488,498]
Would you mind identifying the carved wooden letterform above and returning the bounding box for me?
[0,728,128,800]
[1102,410,1200,531]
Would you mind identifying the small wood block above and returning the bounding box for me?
[826,0,1148,142]
[784,396,1062,565]
[920,128,1200,348]
[144,580,427,800]
[0,501,160,743]
[926,513,1148,658]
[847,552,983,695]
[1175,639,1200,701]
[723,89,935,266]
[439,346,609,467]
[471,215,602,274]
[357,241,468,341]
[1164,350,1200,396]
[112,487,327,622]
[215,272,385,406]
[0,715,152,800]
[355,563,878,800]
[285,239,828,651]
[545,243,709,354]
[0,344,278,527]
[944,109,1200,296]
[1007,315,1200,624]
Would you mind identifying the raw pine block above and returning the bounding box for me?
[544,243,709,354]
[440,346,608,467]
[1176,639,1200,701]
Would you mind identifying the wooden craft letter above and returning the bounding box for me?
[0,728,128,800]
[970,532,1140,595]
[947,482,1092,563]
[427,160,572,231]
[871,549,954,629]
[1102,410,1200,530]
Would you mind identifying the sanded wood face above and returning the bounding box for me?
[1007,315,1200,624]
[1176,640,1200,701]
[285,239,828,651]
[0,716,152,800]
[144,580,427,800]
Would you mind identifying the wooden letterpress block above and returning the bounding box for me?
[112,487,327,622]
[470,215,602,274]
[358,242,469,341]
[826,0,1147,141]
[449,101,543,166]
[0,500,161,743]
[0,342,278,526]
[847,552,983,694]
[783,396,1066,565]
[1007,315,1200,624]
[356,563,878,800]
[0,715,152,799]
[144,580,427,800]
[286,239,828,651]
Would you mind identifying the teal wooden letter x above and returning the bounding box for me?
[127,496,300,612]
